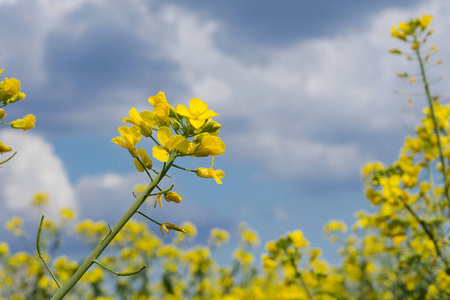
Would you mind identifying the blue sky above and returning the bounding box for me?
[1,0,449,264]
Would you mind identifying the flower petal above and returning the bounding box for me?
[167,135,190,154]
[157,126,172,146]
[176,104,191,117]
[152,145,170,162]
[189,98,208,114]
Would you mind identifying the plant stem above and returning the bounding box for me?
[415,38,450,216]
[50,153,177,299]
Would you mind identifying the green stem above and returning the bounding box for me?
[172,164,196,172]
[415,38,450,216]
[50,153,177,299]
[93,260,146,276]
[136,210,162,226]
[37,215,61,288]
[0,151,17,165]
[290,257,314,300]
[399,195,450,274]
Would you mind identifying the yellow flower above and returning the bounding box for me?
[31,192,49,207]
[5,216,23,236]
[148,91,170,122]
[160,222,186,237]
[123,108,156,137]
[391,26,406,40]
[176,98,218,128]
[153,191,181,208]
[164,191,182,204]
[152,126,189,162]
[134,148,153,172]
[0,109,6,119]
[419,14,433,29]
[430,45,439,52]
[398,22,411,34]
[59,208,76,222]
[11,114,35,131]
[0,141,13,154]
[0,242,9,256]
[111,126,141,157]
[194,135,226,157]
[0,77,25,104]
[288,230,308,249]
[195,157,225,184]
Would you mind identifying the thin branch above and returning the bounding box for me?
[37,215,61,288]
[93,260,146,277]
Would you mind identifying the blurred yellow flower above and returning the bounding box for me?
[0,141,13,154]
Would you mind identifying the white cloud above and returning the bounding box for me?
[1,0,450,183]
[0,130,76,219]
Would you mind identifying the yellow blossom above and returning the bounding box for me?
[288,230,308,249]
[0,77,25,103]
[152,126,189,162]
[122,107,156,137]
[148,91,170,122]
[0,141,13,154]
[419,14,433,29]
[194,135,226,157]
[164,191,182,204]
[111,126,141,157]
[195,157,225,184]
[0,109,6,119]
[134,148,153,172]
[176,98,218,128]
[60,208,76,222]
[31,192,49,207]
[10,114,35,131]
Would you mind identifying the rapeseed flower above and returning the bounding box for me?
[194,135,225,157]
[148,91,170,122]
[10,114,35,131]
[176,98,218,129]
[196,157,225,184]
[152,126,189,162]
[123,108,156,137]
[111,126,141,158]
[0,142,12,154]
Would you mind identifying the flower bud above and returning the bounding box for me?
[202,119,221,134]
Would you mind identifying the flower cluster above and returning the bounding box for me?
[0,69,35,166]
[110,92,225,238]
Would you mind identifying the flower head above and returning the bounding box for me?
[164,191,181,203]
[196,157,225,184]
[0,77,25,104]
[148,91,170,123]
[194,135,226,157]
[111,126,141,157]
[0,142,12,154]
[10,114,35,131]
[176,98,218,129]
[152,126,189,162]
[123,108,156,137]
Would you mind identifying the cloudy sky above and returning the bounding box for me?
[1,0,449,263]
